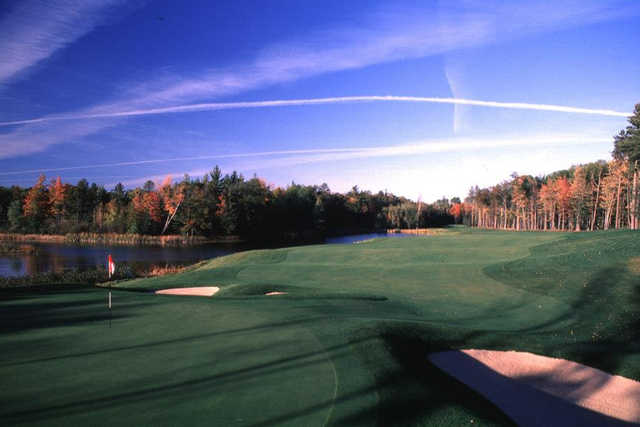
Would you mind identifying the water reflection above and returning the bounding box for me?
[0,242,248,278]
[0,232,413,277]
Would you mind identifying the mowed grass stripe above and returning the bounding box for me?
[2,229,639,425]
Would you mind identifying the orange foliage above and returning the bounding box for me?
[144,191,164,223]
[553,177,571,211]
[160,175,183,216]
[23,174,48,217]
[539,183,554,211]
[449,203,463,219]
[160,175,172,189]
[49,176,66,218]
[216,194,226,216]
[131,192,146,214]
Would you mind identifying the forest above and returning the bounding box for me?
[453,104,640,231]
[0,168,453,241]
[1,104,637,239]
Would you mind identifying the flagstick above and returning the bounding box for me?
[108,254,112,328]
[109,286,112,328]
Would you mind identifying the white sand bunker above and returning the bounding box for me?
[155,286,219,296]
[265,291,287,296]
[429,349,640,426]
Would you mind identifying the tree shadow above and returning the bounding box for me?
[1,315,325,367]
[0,334,365,425]
[428,350,635,426]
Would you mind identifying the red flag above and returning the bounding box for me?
[108,254,115,278]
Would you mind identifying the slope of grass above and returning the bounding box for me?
[2,229,639,426]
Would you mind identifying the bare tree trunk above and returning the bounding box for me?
[161,200,182,235]
[604,204,612,230]
[627,179,633,229]
[503,203,508,229]
[590,171,602,231]
[632,164,638,229]
[615,177,622,229]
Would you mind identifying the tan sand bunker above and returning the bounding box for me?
[155,286,219,296]
[429,349,640,426]
[265,291,287,296]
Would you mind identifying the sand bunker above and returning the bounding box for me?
[155,287,219,296]
[265,291,287,296]
[429,349,640,426]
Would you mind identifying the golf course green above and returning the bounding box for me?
[1,228,639,426]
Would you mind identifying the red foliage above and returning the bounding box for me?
[24,175,49,218]
[144,191,164,223]
[449,203,463,219]
[49,176,66,218]
[553,177,571,211]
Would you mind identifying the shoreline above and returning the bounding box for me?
[0,232,244,247]
[387,228,449,235]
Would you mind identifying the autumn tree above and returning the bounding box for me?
[128,190,150,234]
[23,175,50,231]
[159,176,183,234]
[449,203,463,224]
[570,166,590,231]
[553,177,571,230]
[144,191,164,225]
[539,182,555,230]
[613,103,640,229]
[49,176,66,227]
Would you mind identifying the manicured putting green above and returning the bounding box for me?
[1,229,639,426]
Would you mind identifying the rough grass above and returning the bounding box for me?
[1,229,639,426]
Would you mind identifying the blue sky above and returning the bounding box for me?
[0,0,638,201]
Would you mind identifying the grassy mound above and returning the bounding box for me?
[1,229,639,426]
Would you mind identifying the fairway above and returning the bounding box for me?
[2,229,639,426]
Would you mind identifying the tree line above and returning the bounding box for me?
[0,166,454,241]
[452,104,640,231]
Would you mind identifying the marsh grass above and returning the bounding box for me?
[0,232,214,246]
[0,262,189,289]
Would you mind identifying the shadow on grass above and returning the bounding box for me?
[483,235,640,380]
[0,334,362,424]
[429,350,635,427]
[548,266,640,380]
[1,315,325,367]
[0,293,149,335]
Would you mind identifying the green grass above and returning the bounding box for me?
[1,229,639,426]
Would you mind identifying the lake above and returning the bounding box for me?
[0,233,413,277]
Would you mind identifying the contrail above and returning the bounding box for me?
[0,133,609,177]
[0,96,630,126]
[0,148,363,176]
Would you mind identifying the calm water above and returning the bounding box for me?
[0,233,413,277]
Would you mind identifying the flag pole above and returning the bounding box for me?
[107,254,113,328]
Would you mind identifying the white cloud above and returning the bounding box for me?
[0,119,115,160]
[111,132,611,191]
[0,95,630,128]
[0,0,128,85]
[93,0,636,113]
[1,0,634,159]
[0,147,362,175]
